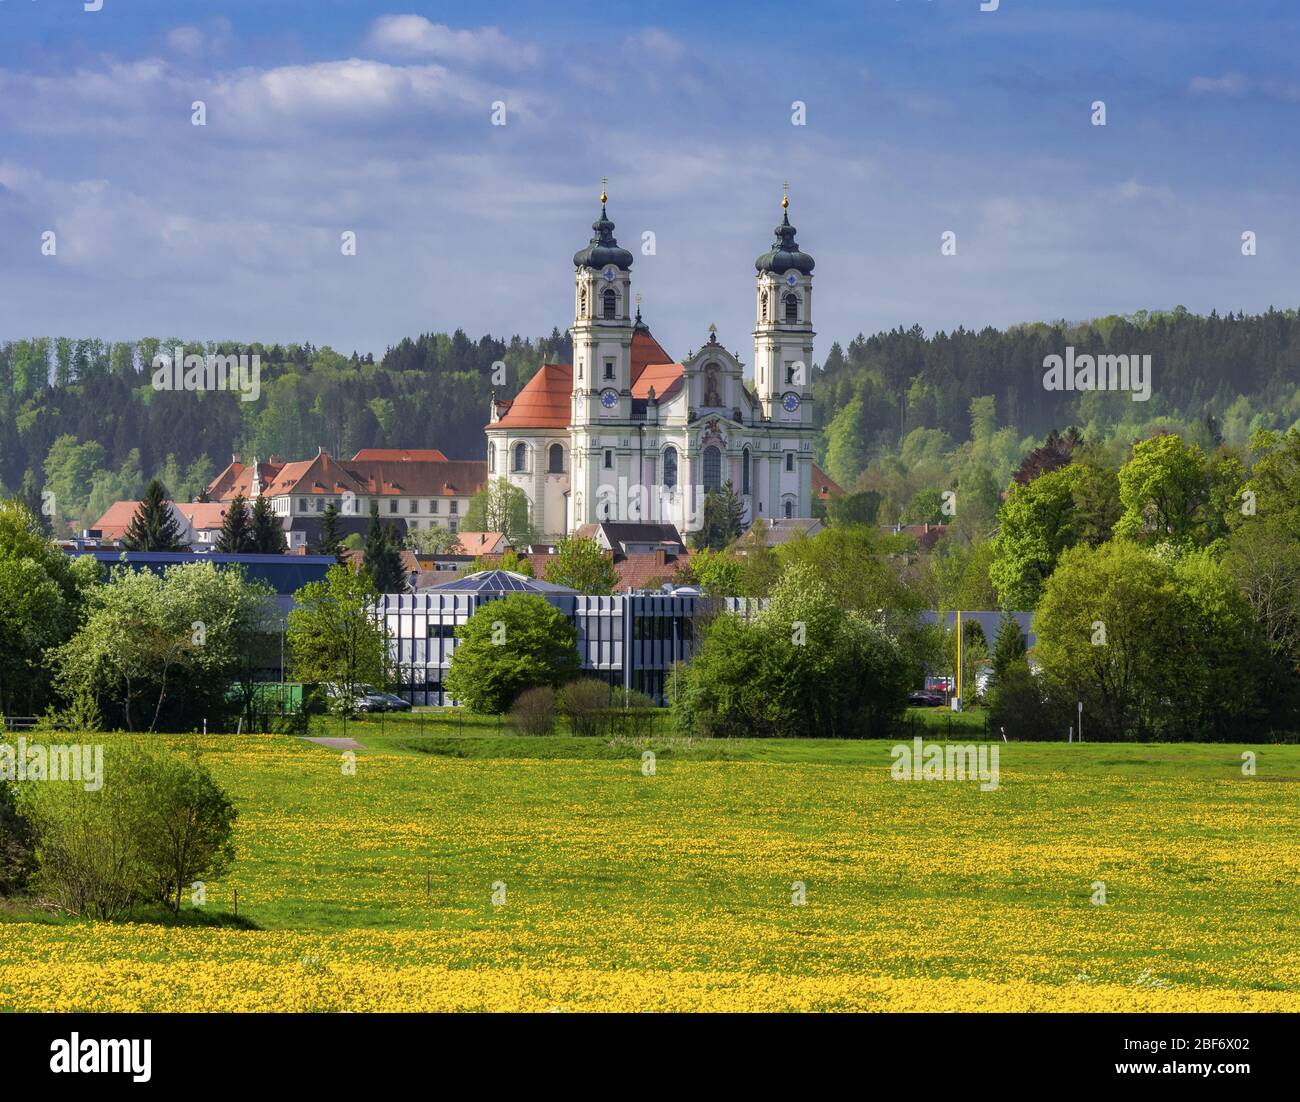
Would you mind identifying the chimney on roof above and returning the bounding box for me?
[231,452,241,465]
[655,548,666,567]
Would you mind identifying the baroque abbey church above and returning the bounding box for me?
[486,191,820,539]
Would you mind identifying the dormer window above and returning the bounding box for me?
[784,293,798,322]
[602,289,617,319]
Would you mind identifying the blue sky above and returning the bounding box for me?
[1,0,1298,361]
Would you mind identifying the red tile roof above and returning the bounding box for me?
[491,363,573,429]
[491,328,678,429]
[90,500,146,541]
[175,502,230,529]
[630,329,674,385]
[811,461,845,500]
[263,453,367,499]
[206,451,486,501]
[352,448,449,462]
[206,459,284,501]
[349,459,486,497]
[611,550,691,592]
[454,531,507,555]
[632,361,683,402]
[91,499,228,541]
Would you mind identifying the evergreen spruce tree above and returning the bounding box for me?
[991,611,1028,682]
[19,471,52,536]
[363,499,406,593]
[313,500,344,560]
[249,493,287,554]
[123,478,184,551]
[693,482,747,552]
[215,492,252,553]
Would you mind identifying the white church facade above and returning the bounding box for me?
[486,191,819,540]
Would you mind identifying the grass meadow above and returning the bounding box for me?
[2,714,1297,1012]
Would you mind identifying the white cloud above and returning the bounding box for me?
[166,27,206,56]
[623,28,687,63]
[364,17,539,68]
[164,18,233,57]
[1189,72,1247,95]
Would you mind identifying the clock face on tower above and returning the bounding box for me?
[602,267,617,283]
[600,388,618,409]
[785,272,798,287]
[782,391,801,413]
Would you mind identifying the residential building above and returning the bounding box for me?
[204,447,487,550]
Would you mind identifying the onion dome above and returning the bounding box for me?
[755,194,814,275]
[573,188,634,271]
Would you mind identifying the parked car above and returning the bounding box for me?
[908,690,945,708]
[373,691,412,712]
[924,675,953,694]
[325,683,390,713]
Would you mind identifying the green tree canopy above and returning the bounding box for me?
[443,593,580,713]
[464,478,535,547]
[543,536,616,594]
[287,565,389,715]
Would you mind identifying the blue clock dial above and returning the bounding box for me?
[785,272,798,287]
[782,392,800,412]
[602,268,616,283]
[600,388,618,408]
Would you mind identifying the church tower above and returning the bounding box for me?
[752,190,815,428]
[570,186,636,427]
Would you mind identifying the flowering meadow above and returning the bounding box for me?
[2,733,1296,1012]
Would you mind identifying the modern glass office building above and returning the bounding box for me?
[379,570,763,705]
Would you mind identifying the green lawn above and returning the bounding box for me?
[1,730,1297,1011]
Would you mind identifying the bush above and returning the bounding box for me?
[987,661,1059,740]
[509,686,556,737]
[611,691,658,739]
[559,679,614,737]
[0,776,37,896]
[17,745,237,918]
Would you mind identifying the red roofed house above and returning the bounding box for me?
[90,499,230,549]
[485,191,820,541]
[204,447,487,550]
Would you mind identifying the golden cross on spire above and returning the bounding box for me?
[600,176,608,205]
[782,181,789,210]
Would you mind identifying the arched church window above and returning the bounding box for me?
[513,442,527,472]
[784,293,798,322]
[663,446,678,489]
[580,288,588,316]
[602,289,617,320]
[548,443,565,473]
[742,447,751,495]
[784,499,794,519]
[760,290,768,322]
[702,446,722,493]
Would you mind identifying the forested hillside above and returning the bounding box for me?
[2,306,1298,534]
[0,329,571,532]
